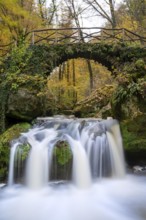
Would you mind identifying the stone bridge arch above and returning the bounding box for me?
[28,42,146,78]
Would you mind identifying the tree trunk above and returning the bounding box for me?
[66,61,70,83]
[86,59,94,90]
[72,59,76,86]
[109,0,117,29]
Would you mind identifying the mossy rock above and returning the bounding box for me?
[50,141,73,181]
[0,123,31,182]
[121,114,146,165]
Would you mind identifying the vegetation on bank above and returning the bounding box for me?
[121,115,146,165]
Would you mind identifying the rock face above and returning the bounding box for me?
[7,88,44,121]
[121,114,146,166]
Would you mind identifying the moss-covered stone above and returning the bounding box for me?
[0,122,31,182]
[74,85,115,118]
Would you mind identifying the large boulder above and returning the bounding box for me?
[6,88,44,121]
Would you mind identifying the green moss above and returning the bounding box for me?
[54,141,72,165]
[135,59,145,69]
[0,123,31,143]
[0,122,31,181]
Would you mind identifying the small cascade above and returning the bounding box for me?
[8,117,126,189]
[8,142,20,186]
[25,129,57,189]
[26,144,47,189]
[65,135,92,188]
[106,123,125,177]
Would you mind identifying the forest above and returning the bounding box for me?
[0,0,146,181]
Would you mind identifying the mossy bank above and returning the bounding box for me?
[0,123,31,182]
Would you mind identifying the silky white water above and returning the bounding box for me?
[7,142,19,186]
[0,117,146,220]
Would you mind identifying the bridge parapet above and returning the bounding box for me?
[31,27,146,45]
[1,27,146,57]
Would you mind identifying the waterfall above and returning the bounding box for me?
[8,117,125,189]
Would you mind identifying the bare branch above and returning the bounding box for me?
[83,0,117,29]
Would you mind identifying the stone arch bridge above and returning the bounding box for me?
[28,42,146,78]
[1,27,146,77]
[20,27,146,78]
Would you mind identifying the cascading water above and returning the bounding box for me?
[0,116,146,220]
